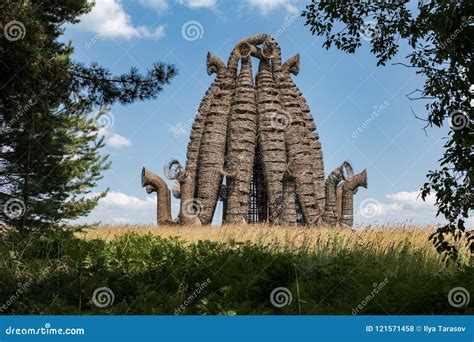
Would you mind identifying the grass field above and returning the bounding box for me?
[0,225,472,315]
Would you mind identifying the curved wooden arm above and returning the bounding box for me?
[142,167,172,225]
[206,52,226,76]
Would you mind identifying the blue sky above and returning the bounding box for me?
[65,0,460,227]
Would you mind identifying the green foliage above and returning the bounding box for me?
[1,99,111,229]
[302,1,473,258]
[0,231,471,315]
[0,0,176,230]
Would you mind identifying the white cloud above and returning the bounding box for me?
[99,191,154,210]
[74,189,472,227]
[178,0,217,8]
[139,0,169,13]
[76,191,156,224]
[78,0,165,39]
[246,0,299,15]
[168,122,187,137]
[97,124,132,149]
[386,191,436,210]
[76,190,182,225]
[355,190,445,225]
[107,133,132,148]
[109,216,134,224]
[139,0,216,12]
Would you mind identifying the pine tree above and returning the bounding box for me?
[0,0,176,230]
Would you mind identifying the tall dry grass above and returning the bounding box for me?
[78,224,471,266]
[1,225,471,314]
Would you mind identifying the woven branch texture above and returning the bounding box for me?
[142,34,367,227]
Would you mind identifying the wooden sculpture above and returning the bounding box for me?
[142,34,367,227]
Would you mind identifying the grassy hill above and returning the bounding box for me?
[0,225,472,315]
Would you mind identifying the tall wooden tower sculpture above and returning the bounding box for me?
[142,34,367,226]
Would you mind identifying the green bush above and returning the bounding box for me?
[0,231,472,315]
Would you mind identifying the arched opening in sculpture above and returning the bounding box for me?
[247,144,267,223]
[141,33,368,227]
